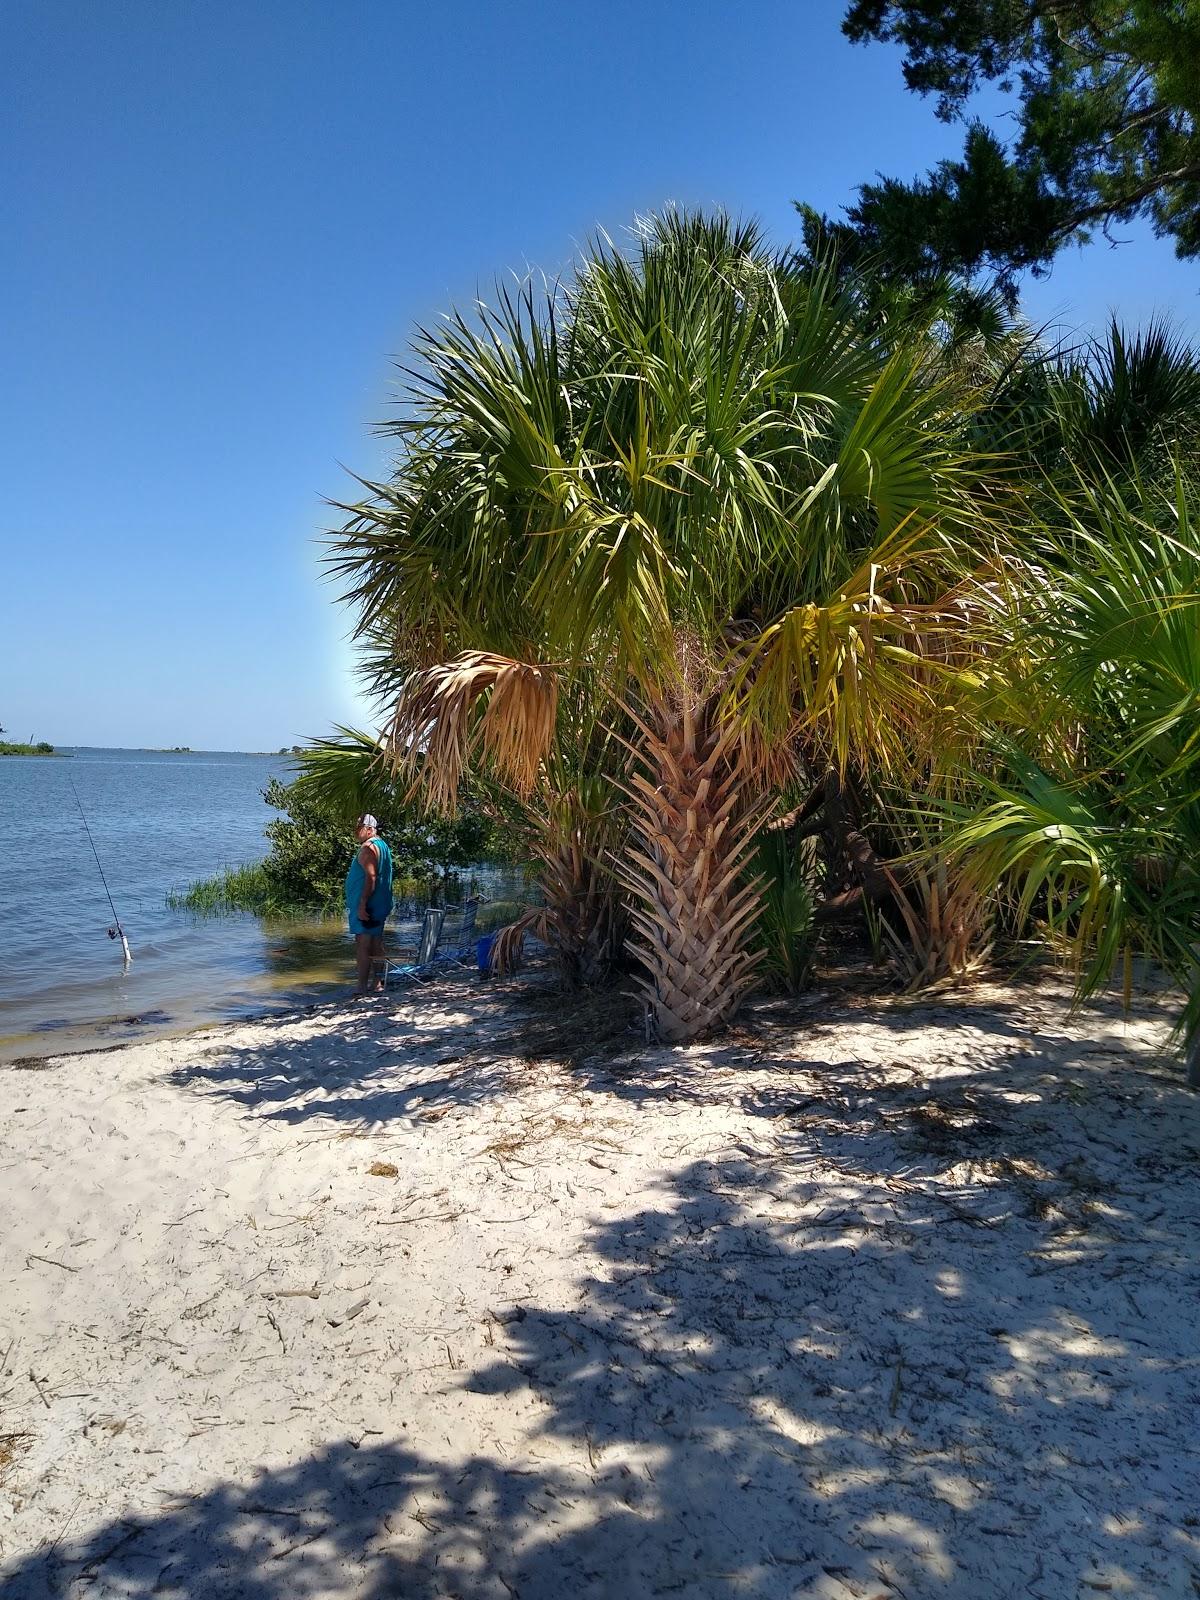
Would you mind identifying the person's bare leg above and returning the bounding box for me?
[355,934,374,995]
[370,933,385,991]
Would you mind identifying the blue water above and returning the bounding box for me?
[0,748,353,1059]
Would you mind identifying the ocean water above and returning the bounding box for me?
[0,748,380,1060]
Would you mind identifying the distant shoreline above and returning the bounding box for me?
[130,747,300,757]
[0,746,299,757]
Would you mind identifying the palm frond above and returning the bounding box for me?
[387,651,559,812]
[288,726,393,821]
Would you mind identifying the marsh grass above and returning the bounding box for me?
[167,863,468,919]
[475,898,527,934]
[167,863,280,915]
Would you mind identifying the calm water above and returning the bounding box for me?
[0,749,373,1060]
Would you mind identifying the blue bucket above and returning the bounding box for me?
[476,933,496,973]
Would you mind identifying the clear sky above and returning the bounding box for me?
[3,1,1196,750]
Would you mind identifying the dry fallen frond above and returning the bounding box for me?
[486,784,628,985]
[490,908,560,975]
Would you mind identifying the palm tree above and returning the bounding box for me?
[1046,320,1200,478]
[951,466,1200,1082]
[970,316,1200,503]
[331,212,997,1040]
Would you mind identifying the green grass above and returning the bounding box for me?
[167,863,286,915]
[475,898,527,933]
[0,741,63,757]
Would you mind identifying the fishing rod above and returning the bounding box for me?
[69,776,132,968]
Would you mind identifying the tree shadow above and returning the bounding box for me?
[155,957,1187,1141]
[5,1046,1197,1598]
[157,976,540,1126]
[568,975,1187,1119]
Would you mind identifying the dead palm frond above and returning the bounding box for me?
[876,855,992,990]
[386,652,559,813]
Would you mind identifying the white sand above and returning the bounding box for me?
[1,969,1198,1599]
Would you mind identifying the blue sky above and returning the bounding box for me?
[3,0,1196,750]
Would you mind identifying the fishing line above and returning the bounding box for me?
[69,776,132,967]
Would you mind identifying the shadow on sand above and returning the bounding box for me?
[6,973,1198,1597]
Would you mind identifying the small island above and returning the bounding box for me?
[0,740,65,757]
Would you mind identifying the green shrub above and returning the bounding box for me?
[170,774,517,916]
[0,740,59,757]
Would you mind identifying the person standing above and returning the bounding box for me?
[345,813,394,994]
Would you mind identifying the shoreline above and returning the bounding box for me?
[2,949,1180,1070]
[2,967,1197,1597]
[0,983,349,1070]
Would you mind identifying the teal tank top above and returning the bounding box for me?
[345,835,393,916]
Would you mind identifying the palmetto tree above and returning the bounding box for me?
[331,212,995,1040]
[952,467,1200,1082]
[1044,321,1200,479]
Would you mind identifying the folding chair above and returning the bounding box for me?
[380,906,446,986]
[434,896,482,965]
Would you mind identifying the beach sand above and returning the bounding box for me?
[1,967,1198,1598]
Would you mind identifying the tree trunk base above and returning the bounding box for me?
[621,696,765,1044]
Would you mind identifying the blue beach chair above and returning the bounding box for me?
[380,907,446,987]
[434,897,482,966]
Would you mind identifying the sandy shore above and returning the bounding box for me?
[1,966,1198,1598]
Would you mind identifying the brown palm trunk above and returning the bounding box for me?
[621,693,766,1042]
